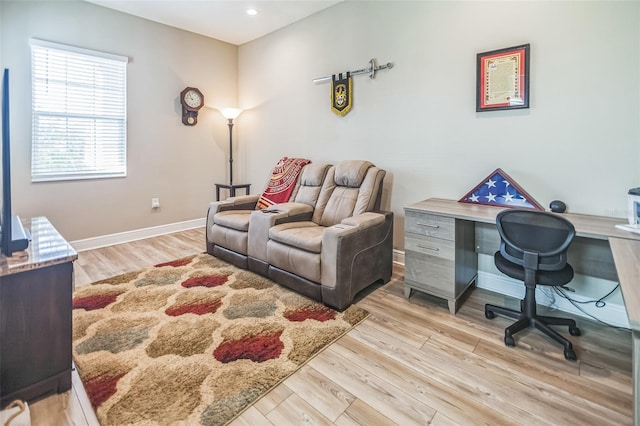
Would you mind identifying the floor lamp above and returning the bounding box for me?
[219,108,243,186]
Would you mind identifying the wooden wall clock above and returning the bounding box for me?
[180,87,204,126]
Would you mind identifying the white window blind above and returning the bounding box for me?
[31,39,128,182]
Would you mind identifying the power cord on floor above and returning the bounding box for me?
[553,284,627,329]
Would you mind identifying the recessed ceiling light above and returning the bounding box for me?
[246,9,258,16]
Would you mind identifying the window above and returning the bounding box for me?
[31,39,128,182]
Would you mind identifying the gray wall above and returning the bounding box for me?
[1,0,639,250]
[238,0,640,251]
[1,0,238,241]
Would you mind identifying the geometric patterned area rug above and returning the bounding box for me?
[72,253,368,425]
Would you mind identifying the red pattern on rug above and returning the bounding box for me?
[284,306,336,322]
[72,293,123,311]
[181,274,229,288]
[84,372,127,409]
[155,257,194,268]
[165,300,223,316]
[213,331,284,363]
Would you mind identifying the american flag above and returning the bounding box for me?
[459,168,543,210]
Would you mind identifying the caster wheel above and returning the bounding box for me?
[569,326,581,336]
[504,335,515,347]
[564,348,577,361]
[485,310,495,319]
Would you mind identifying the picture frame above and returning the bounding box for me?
[476,44,530,112]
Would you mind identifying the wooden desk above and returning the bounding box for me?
[0,217,77,407]
[610,237,640,426]
[215,183,251,201]
[405,198,640,425]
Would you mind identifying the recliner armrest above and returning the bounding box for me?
[261,202,314,217]
[321,211,393,289]
[339,211,385,230]
[208,195,260,215]
[226,194,261,209]
[207,195,260,243]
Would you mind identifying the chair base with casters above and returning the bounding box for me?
[486,251,581,361]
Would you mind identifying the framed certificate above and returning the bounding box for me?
[476,44,530,112]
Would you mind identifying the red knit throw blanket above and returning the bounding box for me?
[257,157,311,209]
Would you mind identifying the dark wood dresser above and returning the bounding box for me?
[0,217,77,407]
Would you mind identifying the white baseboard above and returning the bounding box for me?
[393,250,629,329]
[70,217,206,252]
[393,249,405,265]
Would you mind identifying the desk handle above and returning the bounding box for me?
[416,222,439,228]
[417,244,439,252]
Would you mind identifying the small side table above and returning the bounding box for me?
[215,183,251,201]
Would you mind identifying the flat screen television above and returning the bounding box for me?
[1,68,29,256]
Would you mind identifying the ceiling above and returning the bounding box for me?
[85,0,343,45]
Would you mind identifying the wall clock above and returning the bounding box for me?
[180,87,204,126]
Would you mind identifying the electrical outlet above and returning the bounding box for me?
[151,198,160,209]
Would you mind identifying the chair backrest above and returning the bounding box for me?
[291,162,331,206]
[256,160,329,209]
[496,209,575,272]
[311,160,386,226]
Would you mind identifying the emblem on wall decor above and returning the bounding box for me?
[331,72,352,116]
[313,58,394,118]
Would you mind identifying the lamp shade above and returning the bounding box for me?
[220,108,243,120]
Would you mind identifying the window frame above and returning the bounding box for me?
[30,39,128,182]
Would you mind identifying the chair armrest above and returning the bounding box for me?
[321,211,393,288]
[340,211,386,230]
[206,195,260,243]
[247,203,314,262]
[226,194,260,209]
[262,202,314,217]
[208,195,259,215]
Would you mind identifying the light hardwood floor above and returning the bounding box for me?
[29,227,633,425]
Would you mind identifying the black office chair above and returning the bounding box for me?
[485,209,581,361]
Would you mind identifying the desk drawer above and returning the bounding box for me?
[405,250,455,298]
[405,211,454,240]
[405,234,454,261]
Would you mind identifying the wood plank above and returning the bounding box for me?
[352,319,620,425]
[332,332,515,425]
[283,365,355,422]
[580,360,633,394]
[473,340,632,416]
[430,412,463,426]
[426,337,632,424]
[265,394,333,426]
[355,308,429,348]
[334,399,397,426]
[252,383,293,416]
[229,406,274,426]
[309,347,437,424]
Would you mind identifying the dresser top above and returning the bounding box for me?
[0,217,77,277]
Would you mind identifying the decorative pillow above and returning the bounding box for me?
[257,157,311,209]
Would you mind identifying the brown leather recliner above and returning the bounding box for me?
[266,160,393,310]
[206,162,331,269]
